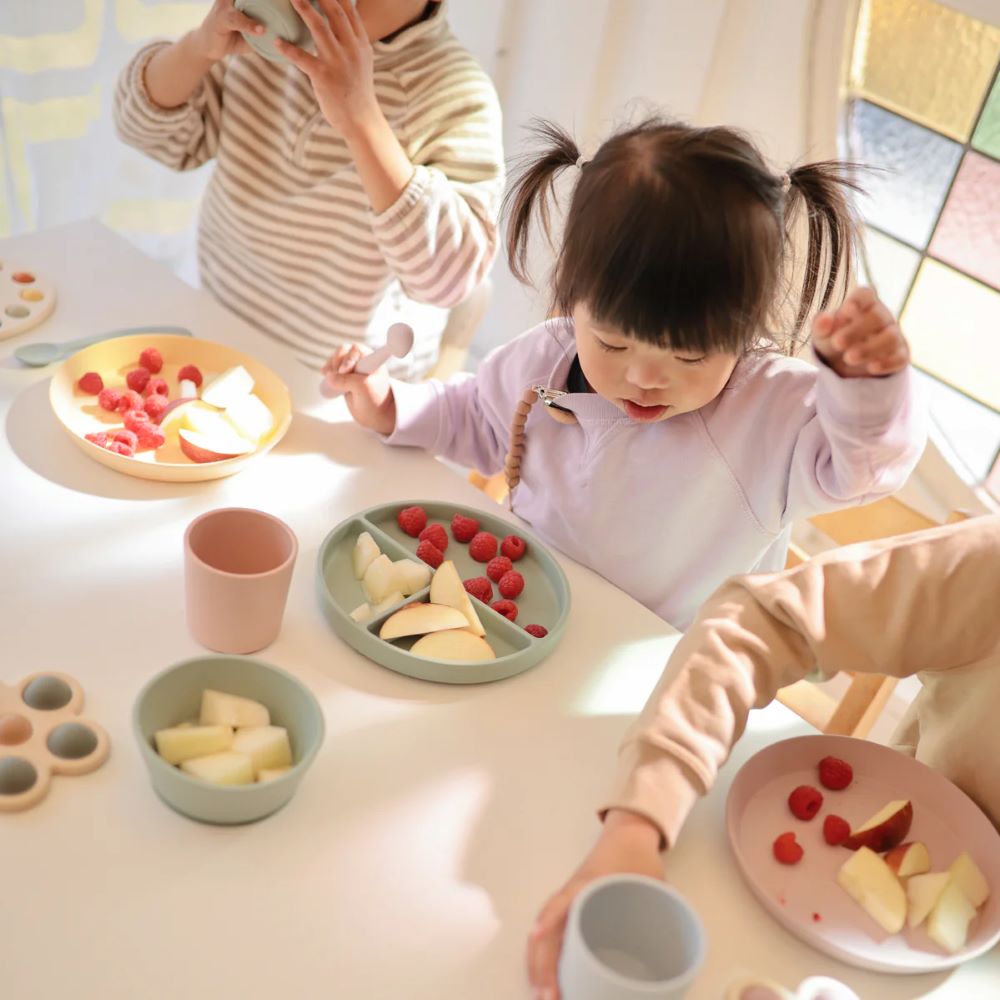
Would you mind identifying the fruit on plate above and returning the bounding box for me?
[430,560,485,637]
[154,724,233,765]
[224,392,273,443]
[410,629,496,662]
[948,851,990,908]
[158,398,213,432]
[818,755,853,791]
[350,602,372,624]
[392,558,431,596]
[773,831,804,865]
[230,725,292,774]
[884,841,931,878]
[258,766,291,782]
[362,553,397,604]
[926,878,979,953]
[836,846,907,934]
[823,814,851,846]
[200,689,270,728]
[179,427,256,463]
[353,532,381,580]
[379,603,468,640]
[371,590,404,616]
[788,784,823,821]
[842,799,913,852]
[180,751,255,786]
[906,871,951,928]
[201,364,254,409]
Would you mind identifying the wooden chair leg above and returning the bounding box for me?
[776,680,837,731]
[824,675,900,738]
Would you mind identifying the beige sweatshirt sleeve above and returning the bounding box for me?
[113,42,225,172]
[604,515,1000,847]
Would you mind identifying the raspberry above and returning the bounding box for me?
[525,624,548,638]
[818,756,853,791]
[143,393,169,421]
[134,422,166,451]
[788,785,823,821]
[501,535,527,561]
[415,539,444,568]
[463,577,493,603]
[398,505,428,537]
[491,599,518,622]
[106,440,135,457]
[486,556,513,582]
[418,523,449,551]
[123,408,151,433]
[773,832,804,865]
[498,570,525,599]
[177,364,203,387]
[144,377,168,398]
[823,814,851,846]
[126,368,150,393]
[97,388,122,412]
[451,513,480,543]
[78,372,103,394]
[139,347,163,373]
[111,429,138,448]
[84,431,109,447]
[469,531,498,562]
[117,389,145,413]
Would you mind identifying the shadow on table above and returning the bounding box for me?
[273,411,375,468]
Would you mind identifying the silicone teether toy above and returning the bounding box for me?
[0,673,110,812]
[0,259,56,341]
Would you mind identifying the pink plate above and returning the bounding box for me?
[726,734,1000,973]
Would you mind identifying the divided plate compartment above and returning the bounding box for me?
[317,500,571,684]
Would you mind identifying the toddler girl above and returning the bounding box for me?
[114,0,503,378]
[325,116,925,628]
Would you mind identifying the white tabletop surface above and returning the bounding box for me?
[1,222,995,1000]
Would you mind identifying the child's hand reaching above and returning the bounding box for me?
[812,287,911,379]
[191,0,264,62]
[322,345,397,436]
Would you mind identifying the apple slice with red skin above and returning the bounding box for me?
[842,799,913,852]
[884,841,931,877]
[178,428,255,463]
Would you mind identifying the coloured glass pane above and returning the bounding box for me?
[902,260,1000,411]
[929,152,1000,290]
[848,101,962,249]
[851,0,1000,141]
[859,228,920,316]
[971,71,1000,159]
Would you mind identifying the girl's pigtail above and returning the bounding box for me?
[784,162,865,338]
[503,119,581,285]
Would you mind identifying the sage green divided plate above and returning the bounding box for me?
[316,500,571,684]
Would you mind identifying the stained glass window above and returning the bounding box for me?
[846,0,1000,497]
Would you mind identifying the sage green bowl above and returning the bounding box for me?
[133,655,324,825]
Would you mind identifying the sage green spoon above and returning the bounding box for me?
[15,326,193,368]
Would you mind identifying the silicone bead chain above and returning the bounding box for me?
[504,386,578,508]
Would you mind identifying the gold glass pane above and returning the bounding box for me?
[902,260,1000,411]
[860,228,920,315]
[851,0,1000,141]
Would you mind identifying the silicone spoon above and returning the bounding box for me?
[14,325,193,367]
[320,323,415,398]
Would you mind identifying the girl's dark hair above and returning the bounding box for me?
[503,116,864,354]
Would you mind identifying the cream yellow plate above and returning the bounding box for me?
[50,333,292,482]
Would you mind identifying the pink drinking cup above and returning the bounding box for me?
[184,508,298,654]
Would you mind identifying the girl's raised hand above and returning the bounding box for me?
[277,0,376,137]
[812,287,911,379]
[191,0,264,61]
[322,345,397,435]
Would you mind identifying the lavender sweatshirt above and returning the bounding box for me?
[387,319,925,628]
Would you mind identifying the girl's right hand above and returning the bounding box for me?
[191,0,264,62]
[322,345,397,436]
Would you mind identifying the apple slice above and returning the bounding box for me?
[372,590,404,615]
[884,841,931,878]
[927,878,978,953]
[430,560,486,636]
[362,554,397,604]
[201,364,254,409]
[948,852,990,908]
[258,766,291,782]
[379,603,468,640]
[392,558,432,597]
[842,799,913,852]
[154,724,233,765]
[179,427,256,463]
[410,629,497,662]
[350,602,372,624]
[180,751,255,786]
[158,398,214,432]
[224,392,273,443]
[907,871,950,928]
[353,532,381,580]
[231,725,292,776]
[200,689,270,728]
[836,846,907,934]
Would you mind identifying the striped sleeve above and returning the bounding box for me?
[370,55,504,308]
[113,42,225,172]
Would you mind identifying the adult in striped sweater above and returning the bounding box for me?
[115,0,503,378]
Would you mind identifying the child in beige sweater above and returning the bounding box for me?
[527,514,1000,998]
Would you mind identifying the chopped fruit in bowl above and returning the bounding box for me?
[469,531,498,562]
[773,831,804,865]
[397,505,428,537]
[842,799,913,852]
[788,784,823,821]
[78,371,103,394]
[418,523,449,551]
[818,755,853,790]
[451,513,479,542]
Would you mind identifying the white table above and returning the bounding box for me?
[1,222,995,1000]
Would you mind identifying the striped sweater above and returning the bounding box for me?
[113,8,504,378]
